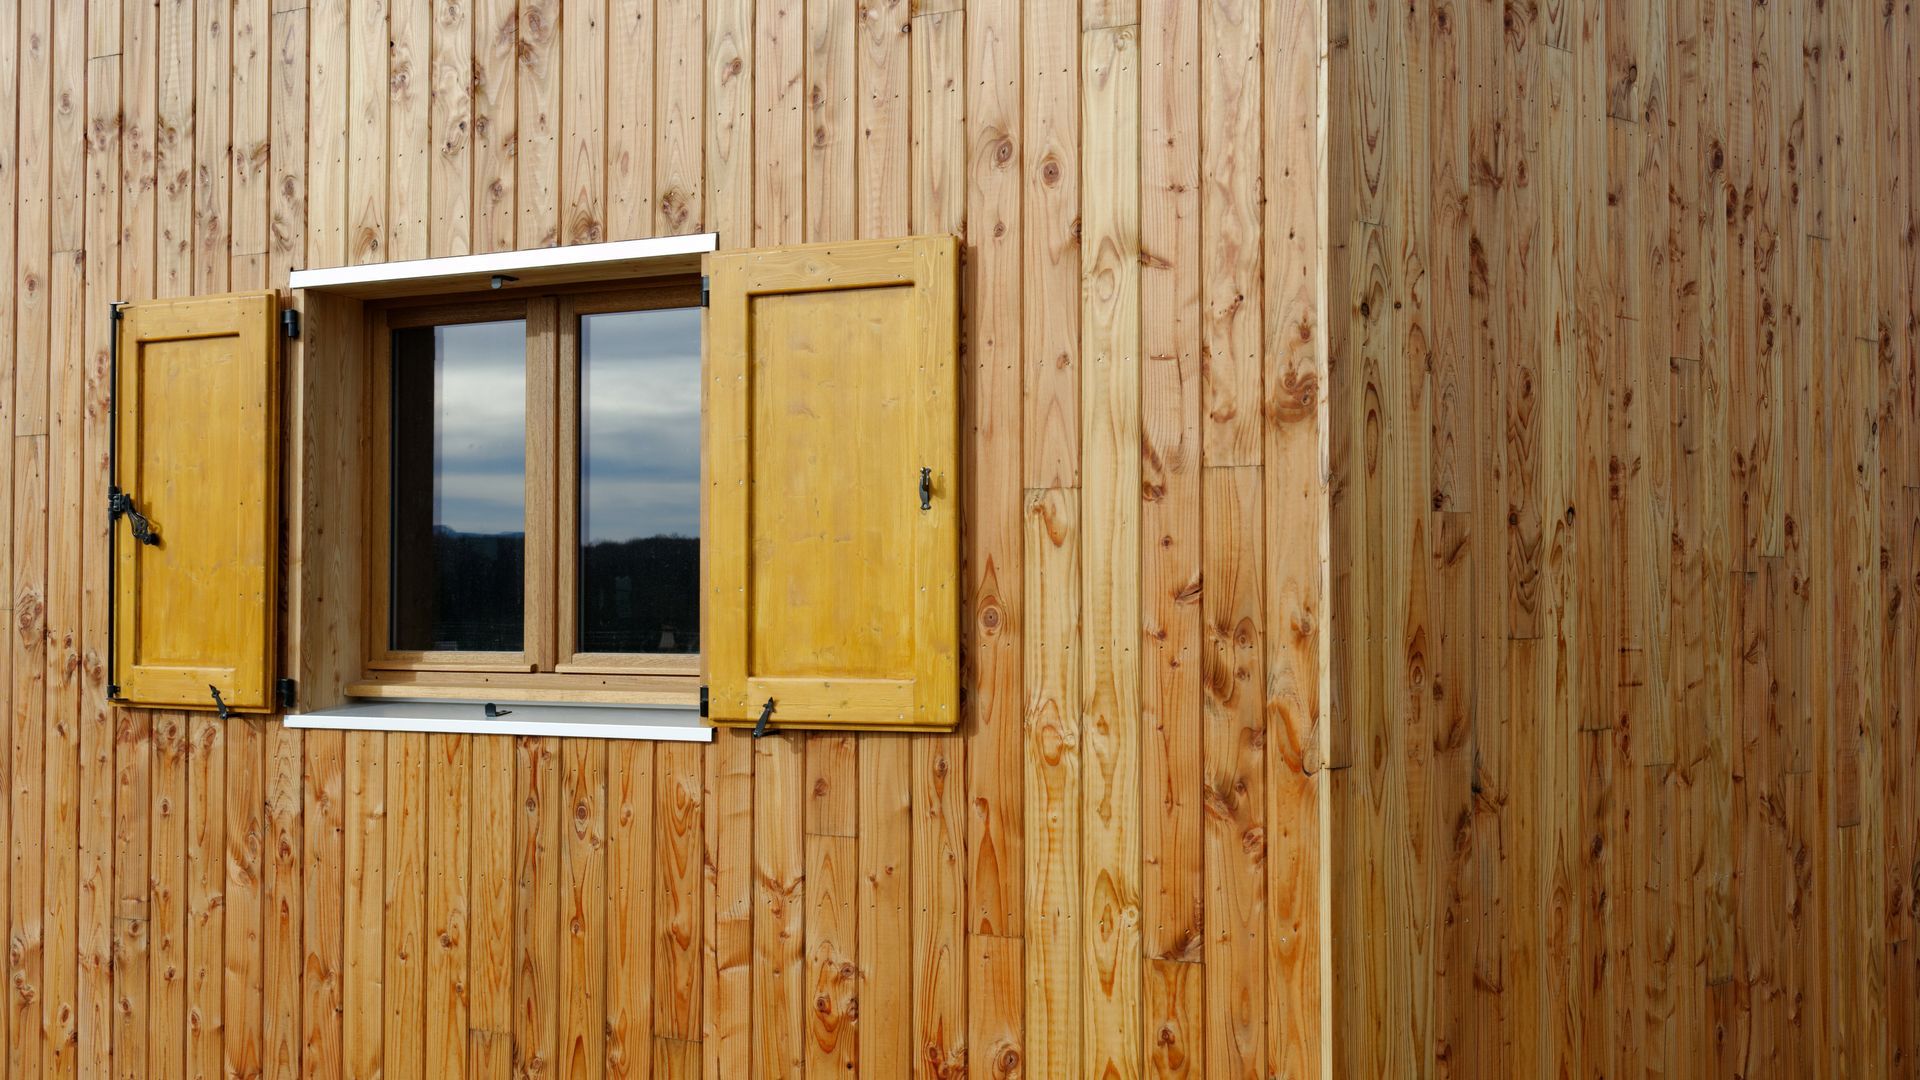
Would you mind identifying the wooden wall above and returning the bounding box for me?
[0,0,1330,1078]
[1323,0,1920,1075]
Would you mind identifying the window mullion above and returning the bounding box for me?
[525,297,561,671]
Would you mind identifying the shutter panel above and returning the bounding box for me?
[705,236,959,731]
[112,291,281,713]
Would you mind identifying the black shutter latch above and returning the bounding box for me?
[752,698,777,739]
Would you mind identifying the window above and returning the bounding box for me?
[363,282,703,699]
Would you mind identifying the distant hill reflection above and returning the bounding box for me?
[401,527,698,655]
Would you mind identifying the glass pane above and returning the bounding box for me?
[389,319,528,652]
[578,307,701,654]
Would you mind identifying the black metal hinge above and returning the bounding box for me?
[700,276,710,307]
[277,677,297,711]
[699,685,709,718]
[282,308,301,339]
[109,488,160,546]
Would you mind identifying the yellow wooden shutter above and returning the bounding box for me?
[705,236,959,731]
[112,291,281,713]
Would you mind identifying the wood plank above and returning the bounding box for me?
[386,0,429,261]
[1144,957,1201,1077]
[645,740,695,1047]
[855,733,911,1077]
[12,447,45,1080]
[382,732,427,1080]
[468,736,514,1080]
[154,0,194,296]
[342,731,383,1080]
[802,835,857,1077]
[191,0,231,290]
[301,729,346,1080]
[604,740,653,1079]
[1204,466,1266,1077]
[120,0,157,300]
[348,0,388,263]
[804,0,855,244]
[223,719,267,1080]
[1022,488,1080,1080]
[752,0,804,246]
[43,247,84,1080]
[470,0,517,253]
[150,712,187,1080]
[428,0,473,257]
[964,0,1025,955]
[233,0,272,263]
[513,737,560,1080]
[855,0,908,240]
[654,0,702,234]
[558,740,607,1080]
[704,0,753,245]
[424,736,470,1080]
[186,718,228,1080]
[49,0,85,256]
[561,0,606,244]
[1080,23,1142,1080]
[1502,11,1543,643]
[262,721,303,1080]
[16,0,52,430]
[605,0,654,239]
[1263,0,1327,1070]
[516,0,558,247]
[700,730,752,1080]
[752,734,804,1079]
[1138,0,1202,971]
[907,13,968,1079]
[968,935,1023,1080]
[307,0,349,268]
[1021,0,1080,489]
[1199,0,1262,466]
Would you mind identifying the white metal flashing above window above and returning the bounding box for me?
[288,233,719,297]
[287,699,714,742]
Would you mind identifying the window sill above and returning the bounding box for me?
[287,699,713,742]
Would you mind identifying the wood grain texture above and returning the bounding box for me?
[1319,0,1920,1072]
[1080,23,1142,1080]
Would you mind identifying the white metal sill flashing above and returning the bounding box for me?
[287,699,713,742]
[288,232,719,296]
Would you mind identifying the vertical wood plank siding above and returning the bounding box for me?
[4,0,1914,1075]
[1321,0,1920,1075]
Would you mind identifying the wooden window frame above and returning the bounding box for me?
[356,278,703,702]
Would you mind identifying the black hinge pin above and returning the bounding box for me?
[699,686,709,718]
[282,308,301,339]
[700,276,711,307]
[209,685,230,720]
[751,698,776,739]
[277,677,298,711]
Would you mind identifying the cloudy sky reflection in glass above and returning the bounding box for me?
[581,307,701,544]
